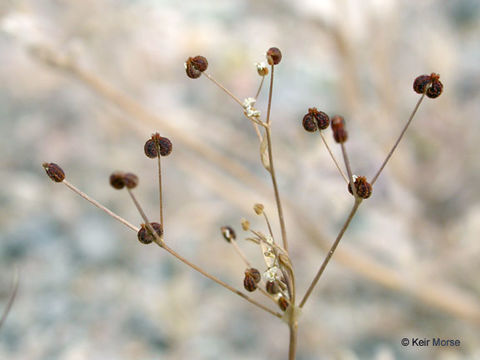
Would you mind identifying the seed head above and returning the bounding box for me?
[278,296,289,311]
[331,115,348,143]
[245,268,261,284]
[137,222,164,244]
[144,138,158,158]
[311,108,330,130]
[158,136,173,156]
[348,176,372,199]
[185,55,208,79]
[123,173,139,189]
[42,162,65,183]
[413,73,443,98]
[253,203,264,215]
[221,226,236,242]
[243,272,257,292]
[413,74,432,94]
[266,47,282,65]
[426,74,443,98]
[302,113,318,132]
[109,172,125,190]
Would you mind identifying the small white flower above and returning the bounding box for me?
[243,97,256,109]
[263,266,278,282]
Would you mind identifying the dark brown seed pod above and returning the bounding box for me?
[302,113,318,132]
[137,222,163,244]
[144,138,158,158]
[185,56,208,79]
[426,74,443,98]
[266,280,280,295]
[123,173,139,189]
[158,137,173,156]
[109,172,125,190]
[310,108,330,130]
[221,226,236,242]
[348,176,373,199]
[413,74,432,94]
[243,272,257,292]
[266,47,282,65]
[245,268,261,284]
[331,115,348,143]
[42,162,65,183]
[278,296,289,311]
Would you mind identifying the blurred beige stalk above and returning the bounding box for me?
[27,45,480,325]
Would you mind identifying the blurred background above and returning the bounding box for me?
[0,0,479,359]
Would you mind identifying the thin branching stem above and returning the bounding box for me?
[263,211,275,240]
[0,268,19,330]
[319,131,348,184]
[157,152,164,227]
[371,94,426,185]
[299,198,362,308]
[203,72,244,107]
[265,64,288,252]
[125,189,282,318]
[161,243,282,318]
[63,180,138,231]
[231,240,251,268]
[255,75,265,100]
[341,142,358,198]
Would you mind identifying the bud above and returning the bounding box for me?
[221,226,236,242]
[42,162,65,183]
[241,218,250,231]
[253,203,264,215]
[137,222,163,244]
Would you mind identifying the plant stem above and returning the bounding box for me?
[161,243,283,318]
[319,131,348,184]
[288,320,298,360]
[125,190,282,318]
[0,268,19,330]
[157,153,164,227]
[255,75,265,100]
[63,180,138,231]
[231,240,251,267]
[265,64,288,252]
[341,142,357,198]
[203,72,244,107]
[371,94,426,185]
[299,198,362,308]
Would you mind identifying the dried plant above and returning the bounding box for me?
[42,47,443,359]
